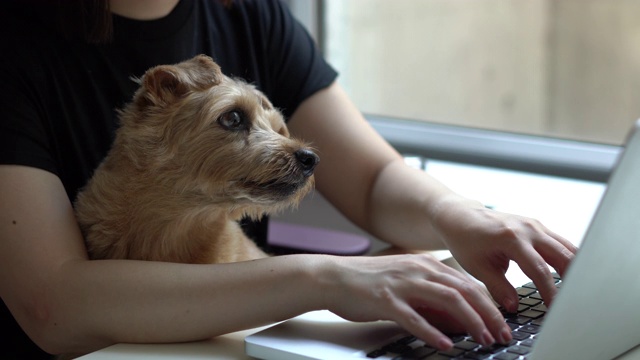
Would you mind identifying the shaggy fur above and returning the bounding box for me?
[74,55,318,264]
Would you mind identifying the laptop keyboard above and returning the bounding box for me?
[365,273,562,360]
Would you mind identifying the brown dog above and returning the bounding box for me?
[74,55,319,264]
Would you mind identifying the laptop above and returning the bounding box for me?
[245,119,640,360]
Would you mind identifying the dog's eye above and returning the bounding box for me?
[218,110,248,131]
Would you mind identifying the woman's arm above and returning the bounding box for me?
[0,166,324,354]
[0,165,509,355]
[287,82,457,250]
[287,81,578,311]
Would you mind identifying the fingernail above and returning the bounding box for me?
[503,297,515,312]
[500,325,512,344]
[482,329,495,346]
[437,337,453,350]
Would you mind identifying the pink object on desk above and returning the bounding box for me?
[267,221,371,256]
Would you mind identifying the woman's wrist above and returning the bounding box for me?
[428,193,486,246]
[281,254,341,313]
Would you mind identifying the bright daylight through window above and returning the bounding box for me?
[323,0,640,146]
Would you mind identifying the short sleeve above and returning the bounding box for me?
[250,0,338,119]
[0,43,58,175]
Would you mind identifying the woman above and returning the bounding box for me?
[0,0,576,358]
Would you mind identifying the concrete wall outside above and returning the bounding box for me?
[324,0,640,145]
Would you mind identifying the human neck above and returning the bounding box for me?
[109,0,180,20]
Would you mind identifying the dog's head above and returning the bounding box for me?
[116,55,319,219]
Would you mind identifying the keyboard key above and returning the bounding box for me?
[522,282,536,289]
[475,343,510,355]
[529,292,543,300]
[448,335,466,343]
[366,349,386,358]
[506,322,519,330]
[454,340,480,351]
[419,354,450,360]
[501,339,518,347]
[506,316,531,325]
[531,303,548,312]
[520,338,536,347]
[516,287,536,297]
[494,351,520,360]
[507,345,532,355]
[396,336,418,345]
[462,351,492,359]
[519,324,541,334]
[510,331,531,341]
[391,346,436,359]
[519,297,541,306]
[383,343,412,354]
[438,347,465,357]
[519,309,545,319]
[531,318,545,326]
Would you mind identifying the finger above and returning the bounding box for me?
[546,229,578,254]
[486,276,518,310]
[479,274,518,344]
[463,253,519,313]
[415,307,466,334]
[534,233,576,278]
[391,302,454,351]
[414,279,498,347]
[433,272,513,345]
[510,246,557,306]
[414,253,512,344]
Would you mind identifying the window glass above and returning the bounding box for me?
[323,0,640,145]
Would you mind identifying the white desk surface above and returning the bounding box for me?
[77,161,640,359]
[76,327,261,359]
[76,328,640,360]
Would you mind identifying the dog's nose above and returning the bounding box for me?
[294,149,319,177]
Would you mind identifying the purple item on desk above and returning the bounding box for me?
[268,221,371,256]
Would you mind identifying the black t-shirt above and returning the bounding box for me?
[0,0,337,357]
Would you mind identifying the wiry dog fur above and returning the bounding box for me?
[74,55,319,264]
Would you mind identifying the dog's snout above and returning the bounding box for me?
[294,149,319,177]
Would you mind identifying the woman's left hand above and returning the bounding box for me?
[431,195,578,313]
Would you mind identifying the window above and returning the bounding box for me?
[321,0,640,146]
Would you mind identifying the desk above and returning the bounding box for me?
[76,327,261,359]
[79,161,640,359]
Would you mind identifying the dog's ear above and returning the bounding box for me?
[141,66,188,106]
[140,55,224,106]
[187,55,224,89]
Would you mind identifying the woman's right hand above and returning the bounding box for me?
[319,253,513,350]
